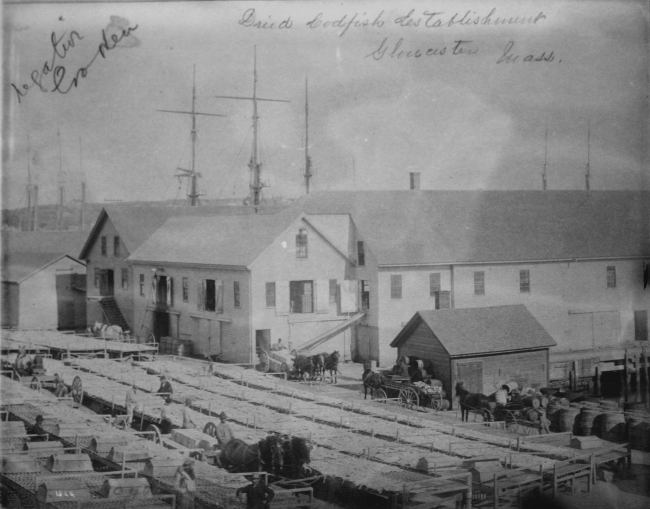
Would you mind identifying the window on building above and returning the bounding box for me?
[357,241,365,266]
[634,310,648,341]
[390,275,402,299]
[430,273,441,296]
[182,277,189,301]
[114,236,120,256]
[94,268,100,288]
[234,281,241,308]
[101,236,107,256]
[296,228,308,259]
[266,282,276,307]
[121,268,128,290]
[607,266,616,288]
[474,271,485,296]
[198,279,223,313]
[139,274,145,296]
[361,280,370,310]
[520,270,530,293]
[290,280,313,313]
[329,279,338,304]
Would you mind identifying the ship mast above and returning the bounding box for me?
[158,65,226,206]
[304,77,313,194]
[542,121,548,191]
[214,46,290,210]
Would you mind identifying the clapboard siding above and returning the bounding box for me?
[397,319,452,399]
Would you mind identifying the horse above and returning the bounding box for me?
[220,436,283,473]
[279,436,312,478]
[90,322,124,341]
[309,353,326,379]
[363,371,385,400]
[323,351,341,384]
[292,355,314,380]
[455,382,492,422]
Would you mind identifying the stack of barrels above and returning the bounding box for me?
[599,401,626,442]
[624,403,650,452]
[520,388,550,423]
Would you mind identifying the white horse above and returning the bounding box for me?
[89,322,125,341]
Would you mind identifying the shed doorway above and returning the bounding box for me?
[99,270,114,296]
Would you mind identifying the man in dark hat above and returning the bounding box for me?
[160,395,174,435]
[30,415,48,441]
[236,473,274,509]
[157,375,173,397]
[174,458,196,509]
[215,411,234,446]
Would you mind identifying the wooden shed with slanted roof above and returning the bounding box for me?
[390,305,556,408]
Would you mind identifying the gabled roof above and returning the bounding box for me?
[391,305,557,356]
[294,191,650,265]
[78,205,283,259]
[128,208,303,267]
[2,253,85,284]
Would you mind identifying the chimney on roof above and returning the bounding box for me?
[409,172,420,190]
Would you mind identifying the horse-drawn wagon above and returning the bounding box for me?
[364,372,449,411]
[257,349,294,374]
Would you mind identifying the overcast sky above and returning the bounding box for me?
[2,0,648,208]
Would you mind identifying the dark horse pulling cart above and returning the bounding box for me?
[363,372,448,411]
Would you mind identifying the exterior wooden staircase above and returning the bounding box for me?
[98,297,130,332]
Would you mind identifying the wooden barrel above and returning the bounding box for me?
[539,396,549,408]
[559,407,580,432]
[557,398,570,406]
[601,411,626,442]
[627,417,650,452]
[546,403,562,431]
[522,395,541,408]
[439,400,450,411]
[579,407,601,436]
[502,382,519,393]
[526,408,539,422]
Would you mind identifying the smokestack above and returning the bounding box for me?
[409,172,420,190]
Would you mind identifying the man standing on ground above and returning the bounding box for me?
[182,397,196,429]
[125,383,138,427]
[236,473,274,509]
[215,412,234,446]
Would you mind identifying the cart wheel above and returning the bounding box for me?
[30,376,42,392]
[373,388,387,404]
[399,388,419,410]
[145,424,162,444]
[71,376,83,405]
[203,421,218,438]
[257,352,270,373]
[429,398,441,411]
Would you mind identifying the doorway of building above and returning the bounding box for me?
[153,311,170,340]
[99,269,114,296]
[256,329,271,356]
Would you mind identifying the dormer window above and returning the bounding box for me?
[296,228,308,259]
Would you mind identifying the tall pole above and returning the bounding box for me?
[585,120,591,191]
[190,65,198,206]
[79,137,86,230]
[158,65,226,206]
[214,47,290,210]
[25,137,33,231]
[542,121,548,191]
[304,77,312,194]
[56,130,65,230]
[251,47,261,207]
